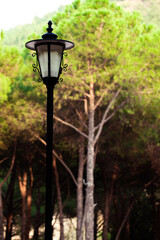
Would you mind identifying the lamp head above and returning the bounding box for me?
[25,21,74,87]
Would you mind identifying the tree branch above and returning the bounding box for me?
[115,199,136,240]
[0,157,8,165]
[81,81,90,90]
[75,108,88,129]
[94,88,109,110]
[35,135,78,187]
[96,100,126,131]
[0,143,16,188]
[94,88,122,146]
[67,85,90,98]
[53,150,78,187]
[53,115,88,139]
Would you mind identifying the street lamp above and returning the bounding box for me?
[25,21,74,240]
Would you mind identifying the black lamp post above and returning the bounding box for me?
[25,21,74,240]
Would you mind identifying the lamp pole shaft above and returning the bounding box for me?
[45,84,54,240]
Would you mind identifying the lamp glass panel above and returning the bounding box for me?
[50,45,64,78]
[37,45,48,78]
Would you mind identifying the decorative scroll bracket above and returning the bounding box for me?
[59,52,68,83]
[32,52,42,82]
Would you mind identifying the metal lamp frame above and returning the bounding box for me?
[25,20,74,240]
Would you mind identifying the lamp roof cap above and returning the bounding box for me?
[42,20,58,39]
[25,20,74,51]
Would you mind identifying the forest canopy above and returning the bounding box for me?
[0,0,160,239]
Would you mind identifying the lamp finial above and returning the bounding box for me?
[47,21,53,33]
[42,20,58,39]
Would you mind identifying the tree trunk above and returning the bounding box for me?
[26,187,32,240]
[85,80,95,240]
[103,169,116,240]
[32,188,41,240]
[0,188,4,240]
[5,161,16,240]
[18,171,27,240]
[94,208,98,240]
[26,167,33,240]
[77,137,85,240]
[53,156,64,240]
[0,144,16,240]
[103,191,110,240]
[154,204,160,240]
[33,225,39,240]
[115,199,135,240]
[124,216,130,240]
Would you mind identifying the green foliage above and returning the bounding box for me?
[112,0,160,26]
[2,0,160,52]
[1,0,160,238]
[52,0,160,128]
[0,73,11,103]
[3,14,55,49]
